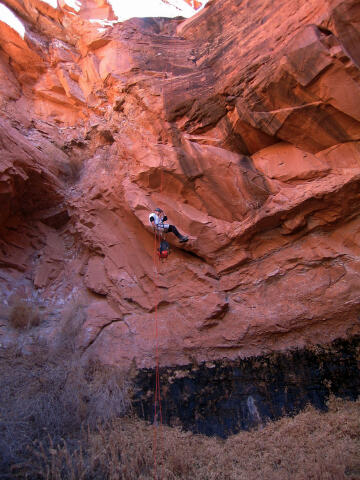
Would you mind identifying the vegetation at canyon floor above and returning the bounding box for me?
[0,347,359,480]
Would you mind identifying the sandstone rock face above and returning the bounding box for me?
[0,0,359,368]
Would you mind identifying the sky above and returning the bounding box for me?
[108,0,198,20]
[0,3,25,37]
[0,0,206,38]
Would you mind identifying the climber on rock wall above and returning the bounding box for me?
[149,208,188,243]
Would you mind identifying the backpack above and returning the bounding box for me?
[158,239,170,259]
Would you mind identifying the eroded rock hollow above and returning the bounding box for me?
[0,0,360,377]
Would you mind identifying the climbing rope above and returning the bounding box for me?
[152,161,165,480]
[152,227,163,479]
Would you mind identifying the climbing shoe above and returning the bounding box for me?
[179,236,188,243]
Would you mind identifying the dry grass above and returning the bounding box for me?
[26,397,360,480]
[2,296,359,478]
[0,347,358,480]
[0,342,359,479]
[0,348,131,478]
[8,299,41,330]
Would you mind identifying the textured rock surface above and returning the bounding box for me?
[134,336,360,436]
[0,0,359,368]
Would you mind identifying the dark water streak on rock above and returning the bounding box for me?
[133,336,360,437]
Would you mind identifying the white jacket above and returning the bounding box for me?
[149,212,169,231]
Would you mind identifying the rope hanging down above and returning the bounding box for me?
[152,165,165,480]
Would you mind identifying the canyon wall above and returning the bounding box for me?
[0,0,359,370]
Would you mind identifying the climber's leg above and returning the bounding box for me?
[168,225,188,243]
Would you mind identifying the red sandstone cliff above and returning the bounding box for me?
[0,0,359,368]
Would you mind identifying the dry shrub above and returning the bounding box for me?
[83,360,132,426]
[0,348,131,478]
[26,396,360,480]
[51,297,86,356]
[55,153,83,183]
[0,343,359,479]
[8,300,41,330]
[30,418,153,480]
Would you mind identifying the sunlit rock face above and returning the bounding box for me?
[0,0,359,368]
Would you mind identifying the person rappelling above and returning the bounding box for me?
[149,208,188,243]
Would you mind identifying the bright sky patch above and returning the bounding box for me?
[108,0,199,21]
[0,3,25,38]
[64,0,81,12]
[0,0,208,38]
[40,0,57,7]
